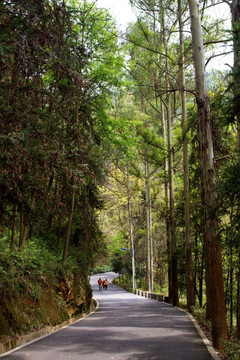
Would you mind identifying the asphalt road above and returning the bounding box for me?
[1,272,214,360]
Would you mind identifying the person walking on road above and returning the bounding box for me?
[104,278,108,290]
[97,278,102,290]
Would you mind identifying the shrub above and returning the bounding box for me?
[223,340,240,360]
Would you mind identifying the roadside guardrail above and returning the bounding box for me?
[135,289,170,303]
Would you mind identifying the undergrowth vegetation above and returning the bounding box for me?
[0,235,78,292]
[0,235,92,338]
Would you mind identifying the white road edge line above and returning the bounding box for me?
[177,307,221,360]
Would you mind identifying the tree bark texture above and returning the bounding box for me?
[166,75,178,307]
[178,0,195,309]
[158,4,173,303]
[145,158,153,292]
[62,189,76,262]
[127,169,136,290]
[188,0,228,349]
[204,230,213,320]
[161,8,178,305]
[237,200,240,338]
[232,0,240,136]
[10,204,18,251]
[0,198,8,233]
[19,219,28,251]
[161,100,172,302]
[231,0,240,339]
[237,236,240,338]
[56,218,62,250]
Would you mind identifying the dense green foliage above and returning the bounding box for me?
[0,0,123,259]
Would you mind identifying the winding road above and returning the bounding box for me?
[1,272,216,360]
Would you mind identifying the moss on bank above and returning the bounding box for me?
[0,236,92,340]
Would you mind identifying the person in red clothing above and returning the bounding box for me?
[97,278,103,290]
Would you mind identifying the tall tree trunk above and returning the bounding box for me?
[165,67,178,306]
[203,218,212,319]
[199,253,204,308]
[178,0,195,309]
[237,205,240,338]
[229,245,233,327]
[19,196,36,251]
[62,189,76,262]
[161,100,172,302]
[0,198,8,233]
[167,89,178,306]
[161,8,178,306]
[231,0,240,339]
[10,204,18,251]
[194,232,204,307]
[237,251,240,338]
[56,217,62,250]
[19,211,24,246]
[158,2,172,303]
[188,0,228,349]
[127,168,136,290]
[232,0,240,133]
[19,216,28,251]
[145,157,153,292]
